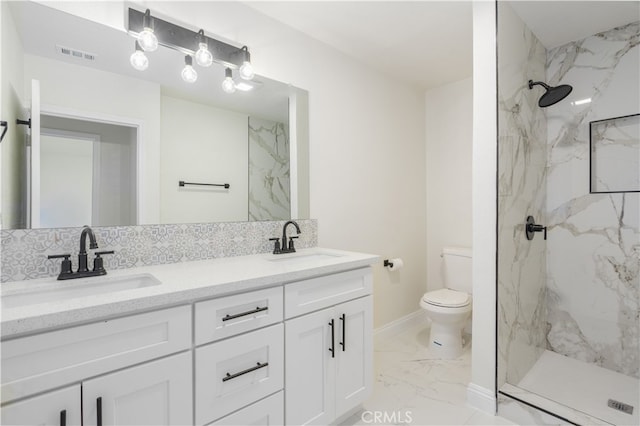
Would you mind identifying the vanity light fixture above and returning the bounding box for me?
[222,68,236,93]
[238,46,255,80]
[181,55,198,83]
[128,8,256,91]
[195,30,213,67]
[129,41,149,71]
[137,9,158,52]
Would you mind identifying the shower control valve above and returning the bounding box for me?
[525,216,547,241]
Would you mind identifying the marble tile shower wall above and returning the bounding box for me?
[248,117,291,221]
[545,21,640,378]
[497,2,549,387]
[0,220,317,283]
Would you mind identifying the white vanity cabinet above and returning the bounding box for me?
[1,256,377,426]
[284,268,373,425]
[1,306,192,426]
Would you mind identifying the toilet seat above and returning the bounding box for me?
[422,288,470,308]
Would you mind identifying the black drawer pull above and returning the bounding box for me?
[222,362,269,382]
[60,410,66,426]
[222,306,268,322]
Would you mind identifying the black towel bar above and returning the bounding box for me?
[179,181,230,189]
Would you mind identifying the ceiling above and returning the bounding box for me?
[245,1,473,90]
[509,1,640,49]
[245,1,640,91]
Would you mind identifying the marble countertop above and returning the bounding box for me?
[1,248,379,339]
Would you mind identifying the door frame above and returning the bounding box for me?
[39,104,145,225]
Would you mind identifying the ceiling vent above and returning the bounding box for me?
[56,45,97,62]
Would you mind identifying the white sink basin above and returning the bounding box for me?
[1,273,162,309]
[267,251,344,264]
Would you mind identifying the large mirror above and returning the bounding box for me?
[1,1,310,229]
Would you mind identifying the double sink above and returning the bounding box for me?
[1,251,343,309]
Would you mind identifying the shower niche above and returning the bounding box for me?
[590,113,640,193]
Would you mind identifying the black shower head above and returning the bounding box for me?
[528,80,573,107]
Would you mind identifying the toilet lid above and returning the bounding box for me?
[423,288,470,307]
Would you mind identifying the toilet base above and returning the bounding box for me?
[428,322,465,359]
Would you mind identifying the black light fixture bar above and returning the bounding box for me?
[127,8,245,69]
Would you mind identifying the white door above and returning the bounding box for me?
[334,296,373,418]
[285,307,335,426]
[0,384,81,426]
[82,352,192,426]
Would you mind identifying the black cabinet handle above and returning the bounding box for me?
[97,397,102,426]
[339,313,346,352]
[222,362,269,382]
[328,319,335,358]
[222,306,268,322]
[60,410,66,426]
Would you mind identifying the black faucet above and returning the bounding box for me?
[78,226,99,273]
[270,220,301,254]
[48,226,114,280]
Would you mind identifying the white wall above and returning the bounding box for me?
[468,0,498,414]
[42,0,427,328]
[425,78,473,293]
[160,95,248,223]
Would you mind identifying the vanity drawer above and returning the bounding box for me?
[207,391,283,426]
[1,305,191,404]
[195,286,283,345]
[195,324,284,425]
[284,268,372,318]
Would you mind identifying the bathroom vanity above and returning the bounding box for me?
[0,248,378,425]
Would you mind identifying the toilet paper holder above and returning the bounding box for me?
[383,259,394,268]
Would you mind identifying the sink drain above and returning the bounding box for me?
[608,399,634,415]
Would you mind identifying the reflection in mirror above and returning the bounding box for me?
[0,1,310,229]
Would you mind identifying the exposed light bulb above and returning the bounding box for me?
[195,31,213,67]
[239,61,254,80]
[181,56,197,83]
[239,46,254,80]
[195,43,213,67]
[222,68,236,93]
[138,29,158,52]
[130,45,148,71]
[138,10,158,52]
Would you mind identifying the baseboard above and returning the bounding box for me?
[467,382,496,414]
[374,309,428,345]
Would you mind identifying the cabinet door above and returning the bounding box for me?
[334,296,373,418]
[0,384,80,426]
[82,352,192,426]
[285,307,335,426]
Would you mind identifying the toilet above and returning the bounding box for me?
[420,247,472,359]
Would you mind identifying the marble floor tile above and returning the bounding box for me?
[342,323,516,426]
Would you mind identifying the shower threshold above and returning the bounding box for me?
[503,350,638,425]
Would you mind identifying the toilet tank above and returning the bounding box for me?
[442,247,472,294]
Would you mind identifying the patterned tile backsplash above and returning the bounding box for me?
[1,220,317,283]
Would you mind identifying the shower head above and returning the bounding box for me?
[528,80,573,107]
